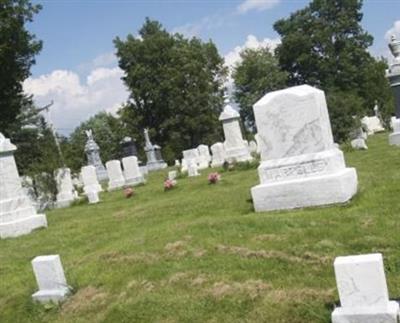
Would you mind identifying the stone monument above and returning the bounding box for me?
[0,133,47,238]
[122,156,145,186]
[387,35,400,145]
[332,253,399,323]
[84,129,108,181]
[219,99,252,163]
[144,129,167,171]
[361,101,385,135]
[120,136,138,158]
[106,160,126,191]
[251,85,358,212]
[31,255,71,303]
[55,168,77,208]
[197,144,211,169]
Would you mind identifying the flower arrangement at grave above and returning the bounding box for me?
[208,172,221,184]
[124,187,135,198]
[164,179,177,191]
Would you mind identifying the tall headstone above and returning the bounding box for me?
[120,136,138,158]
[84,129,108,181]
[197,144,211,169]
[210,142,226,168]
[31,255,70,303]
[183,148,200,169]
[0,133,47,238]
[144,129,167,171]
[187,160,199,177]
[122,156,145,186]
[106,160,126,191]
[55,168,77,208]
[81,165,102,195]
[387,35,400,145]
[251,85,358,212]
[219,99,252,163]
[332,253,399,323]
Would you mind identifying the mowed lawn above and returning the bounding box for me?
[1,133,400,323]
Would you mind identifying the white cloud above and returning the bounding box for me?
[24,66,128,135]
[385,20,400,42]
[237,0,280,14]
[172,14,227,38]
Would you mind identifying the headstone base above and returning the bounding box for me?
[332,301,399,323]
[225,146,253,163]
[87,191,99,204]
[83,184,102,195]
[108,180,125,191]
[0,214,47,238]
[146,161,168,171]
[56,192,76,208]
[251,168,357,212]
[125,176,145,186]
[211,160,224,168]
[32,287,70,303]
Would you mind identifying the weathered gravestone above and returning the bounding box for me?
[81,165,102,195]
[168,170,177,180]
[197,144,211,169]
[210,142,226,168]
[31,255,70,303]
[106,160,126,191]
[0,133,47,238]
[251,85,358,212]
[122,156,145,186]
[144,129,167,171]
[55,168,77,208]
[332,253,399,323]
[219,100,252,163]
[187,160,200,177]
[388,35,400,146]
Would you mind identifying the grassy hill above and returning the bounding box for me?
[1,133,400,323]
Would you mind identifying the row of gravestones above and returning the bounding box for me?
[178,100,259,177]
[28,252,400,322]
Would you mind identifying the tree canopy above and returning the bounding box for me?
[0,0,42,136]
[114,18,227,162]
[232,47,288,131]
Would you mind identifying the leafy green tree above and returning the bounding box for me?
[114,18,227,162]
[0,0,42,136]
[273,0,393,141]
[232,47,288,131]
[63,112,126,173]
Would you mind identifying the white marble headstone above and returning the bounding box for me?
[219,103,252,163]
[122,156,145,186]
[251,85,358,212]
[106,160,126,191]
[31,255,70,303]
[332,253,399,323]
[197,144,211,169]
[210,142,226,168]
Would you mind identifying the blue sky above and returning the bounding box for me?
[24,0,400,134]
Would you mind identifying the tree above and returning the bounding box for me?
[273,0,393,141]
[63,112,126,173]
[0,0,42,136]
[114,18,227,162]
[232,47,288,131]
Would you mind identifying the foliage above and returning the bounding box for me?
[1,134,399,322]
[232,48,288,131]
[273,0,393,141]
[114,18,227,163]
[63,112,127,173]
[326,90,364,142]
[0,0,42,136]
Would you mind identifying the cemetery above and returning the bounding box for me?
[1,0,400,322]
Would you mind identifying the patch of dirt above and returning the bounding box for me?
[267,287,335,303]
[164,240,188,257]
[193,249,207,258]
[168,272,190,284]
[209,280,270,300]
[191,275,208,286]
[61,286,108,314]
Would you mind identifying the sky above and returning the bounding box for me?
[23,0,400,135]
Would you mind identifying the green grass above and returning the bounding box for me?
[1,133,400,323]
